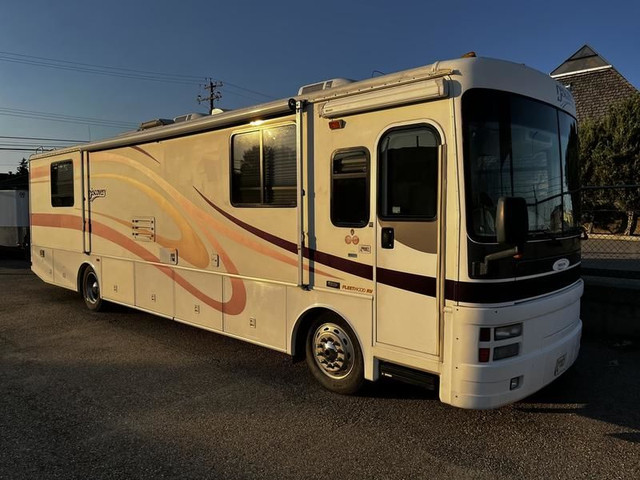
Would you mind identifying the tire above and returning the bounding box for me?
[305,313,365,395]
[81,266,104,312]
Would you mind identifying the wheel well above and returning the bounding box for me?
[77,263,91,294]
[292,307,344,362]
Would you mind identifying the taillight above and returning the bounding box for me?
[478,348,490,363]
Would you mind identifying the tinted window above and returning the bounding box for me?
[231,125,296,207]
[331,149,369,227]
[51,160,74,207]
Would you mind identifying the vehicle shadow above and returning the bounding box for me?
[516,338,640,442]
[356,336,640,445]
[0,249,31,270]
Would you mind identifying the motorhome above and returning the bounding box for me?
[29,55,582,409]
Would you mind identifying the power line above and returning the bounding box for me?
[0,52,200,86]
[0,50,278,100]
[0,50,203,80]
[0,107,137,129]
[0,143,76,148]
[0,135,87,142]
[0,147,51,151]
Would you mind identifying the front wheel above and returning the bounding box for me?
[82,267,103,311]
[305,314,365,395]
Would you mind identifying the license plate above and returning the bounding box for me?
[554,353,567,376]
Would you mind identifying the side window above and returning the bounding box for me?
[331,149,370,227]
[378,126,439,220]
[51,160,74,207]
[231,125,296,207]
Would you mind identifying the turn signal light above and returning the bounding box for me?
[479,327,491,342]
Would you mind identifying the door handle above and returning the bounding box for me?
[381,227,395,249]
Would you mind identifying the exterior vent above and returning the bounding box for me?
[173,113,208,123]
[298,78,353,96]
[131,216,155,242]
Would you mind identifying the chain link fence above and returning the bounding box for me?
[581,185,640,278]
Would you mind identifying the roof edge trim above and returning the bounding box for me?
[551,65,612,79]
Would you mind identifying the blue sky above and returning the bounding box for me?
[1,0,638,173]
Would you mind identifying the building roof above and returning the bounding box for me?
[550,45,611,77]
[551,44,638,122]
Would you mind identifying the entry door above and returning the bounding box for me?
[375,125,441,355]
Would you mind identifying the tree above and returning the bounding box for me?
[579,93,640,235]
[17,158,28,176]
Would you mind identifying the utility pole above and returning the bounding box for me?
[197,78,223,113]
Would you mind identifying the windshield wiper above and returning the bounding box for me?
[529,229,561,242]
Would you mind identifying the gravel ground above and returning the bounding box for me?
[1,255,639,480]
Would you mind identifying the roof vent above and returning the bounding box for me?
[298,78,353,96]
[138,118,174,131]
[173,112,208,123]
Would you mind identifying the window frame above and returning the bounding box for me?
[377,124,440,222]
[230,123,297,208]
[330,147,371,228]
[50,159,75,208]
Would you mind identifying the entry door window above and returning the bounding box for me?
[378,126,439,221]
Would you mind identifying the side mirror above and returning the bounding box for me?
[496,197,528,246]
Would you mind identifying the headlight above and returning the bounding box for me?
[494,323,522,340]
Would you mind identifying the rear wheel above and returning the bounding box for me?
[305,314,364,395]
[82,267,103,311]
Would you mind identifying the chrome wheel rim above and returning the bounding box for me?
[312,323,355,379]
[85,272,100,304]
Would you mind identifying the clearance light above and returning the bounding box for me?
[495,323,523,341]
[493,343,520,361]
[479,327,491,342]
[478,348,490,363]
[329,119,346,130]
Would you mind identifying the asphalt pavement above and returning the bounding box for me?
[1,254,639,480]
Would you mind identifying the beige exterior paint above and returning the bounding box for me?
[29,56,581,408]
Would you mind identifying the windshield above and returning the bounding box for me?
[463,89,580,242]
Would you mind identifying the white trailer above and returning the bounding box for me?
[0,189,29,249]
[29,55,583,409]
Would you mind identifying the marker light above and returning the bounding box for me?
[495,323,523,341]
[329,119,346,130]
